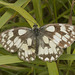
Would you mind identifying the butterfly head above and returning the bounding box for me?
[33,24,38,28]
[33,24,39,36]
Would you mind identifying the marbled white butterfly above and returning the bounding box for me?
[0,23,75,62]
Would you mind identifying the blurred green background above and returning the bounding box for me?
[0,0,75,75]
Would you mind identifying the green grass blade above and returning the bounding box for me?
[0,54,75,65]
[5,5,39,27]
[0,0,31,28]
[22,0,31,8]
[63,15,75,23]
[50,9,70,23]
[66,49,75,75]
[67,46,71,54]
[32,0,43,26]
[0,65,27,71]
[0,9,14,28]
[47,62,59,75]
[59,54,75,60]
[13,0,30,7]
[69,49,75,65]
[53,0,58,23]
[0,55,22,65]
[0,1,13,6]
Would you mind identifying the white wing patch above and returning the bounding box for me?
[55,32,61,38]
[62,36,67,42]
[53,35,61,43]
[64,44,67,47]
[64,34,70,39]
[60,24,67,33]
[27,38,32,46]
[8,31,14,39]
[18,29,27,35]
[42,36,49,44]
[46,26,55,32]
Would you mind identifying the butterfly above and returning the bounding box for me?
[0,23,75,62]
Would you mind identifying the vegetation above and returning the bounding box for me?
[0,0,75,75]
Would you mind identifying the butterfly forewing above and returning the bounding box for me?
[0,27,29,52]
[40,24,75,48]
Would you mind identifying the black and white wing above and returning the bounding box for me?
[40,24,75,48]
[0,27,36,61]
[38,35,63,62]
[38,24,75,62]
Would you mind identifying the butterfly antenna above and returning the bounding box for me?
[68,0,75,24]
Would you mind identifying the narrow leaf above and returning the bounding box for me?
[0,0,31,28]
[5,5,39,27]
[47,62,59,75]
[32,0,43,26]
[0,55,22,65]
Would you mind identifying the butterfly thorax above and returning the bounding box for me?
[33,25,39,36]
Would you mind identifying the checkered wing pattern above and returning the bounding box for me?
[38,35,63,62]
[0,27,36,61]
[38,24,75,62]
[40,24,75,48]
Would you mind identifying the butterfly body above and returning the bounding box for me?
[0,23,75,62]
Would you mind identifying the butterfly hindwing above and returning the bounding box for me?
[18,35,36,61]
[40,24,75,48]
[38,35,63,62]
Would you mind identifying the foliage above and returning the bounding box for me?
[0,0,75,75]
